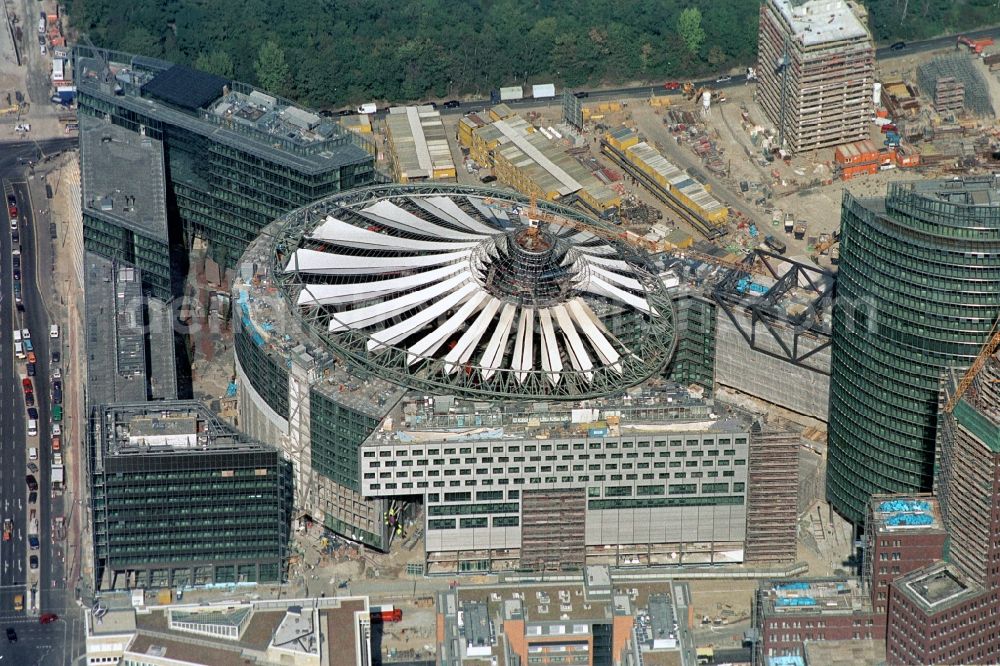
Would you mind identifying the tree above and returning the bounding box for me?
[677,7,705,55]
[195,51,234,78]
[254,40,290,96]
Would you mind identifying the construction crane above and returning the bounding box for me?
[943,315,1000,414]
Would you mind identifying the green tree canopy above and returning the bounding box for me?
[195,51,235,79]
[677,7,706,55]
[62,0,999,109]
[254,41,289,97]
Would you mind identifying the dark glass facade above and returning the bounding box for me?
[234,322,289,419]
[89,405,293,590]
[667,293,716,392]
[310,389,380,491]
[74,47,377,292]
[827,180,1000,524]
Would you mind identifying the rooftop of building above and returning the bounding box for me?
[894,562,984,614]
[72,46,373,173]
[87,607,137,636]
[868,494,944,533]
[439,578,660,666]
[90,596,370,665]
[79,114,169,241]
[770,0,871,47]
[235,184,675,407]
[802,639,886,666]
[758,577,871,616]
[84,253,176,406]
[892,175,1000,207]
[385,105,456,179]
[96,400,273,457]
[363,384,750,446]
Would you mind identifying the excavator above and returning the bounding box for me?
[957,35,995,55]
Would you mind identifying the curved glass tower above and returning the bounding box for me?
[827,177,1000,524]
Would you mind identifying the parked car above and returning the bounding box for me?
[26,362,35,377]
[6,627,16,642]
[664,81,681,90]
[27,407,38,420]
[443,99,461,109]
[715,75,732,83]
[24,391,33,407]
[25,474,37,491]
[12,268,19,281]
[890,41,906,50]
[28,534,38,550]
[39,613,57,624]
[51,350,60,364]
[29,555,37,570]
[52,380,61,404]
[28,491,37,504]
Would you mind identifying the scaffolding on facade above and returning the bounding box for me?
[744,424,798,563]
[916,55,995,117]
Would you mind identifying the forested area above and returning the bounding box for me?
[62,0,998,109]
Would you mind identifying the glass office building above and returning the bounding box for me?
[89,401,293,590]
[827,178,1000,524]
[73,46,377,296]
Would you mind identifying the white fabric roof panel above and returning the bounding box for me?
[552,304,594,380]
[538,308,563,385]
[367,282,480,352]
[566,298,621,371]
[444,298,504,374]
[296,262,467,306]
[286,248,472,275]
[359,200,484,240]
[422,196,500,234]
[309,215,479,251]
[512,307,534,383]
[406,291,490,365]
[479,303,517,379]
[329,271,472,332]
[582,275,656,315]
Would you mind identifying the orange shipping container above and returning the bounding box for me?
[835,140,879,165]
[841,163,879,180]
[876,108,890,118]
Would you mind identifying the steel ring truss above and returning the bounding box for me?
[272,184,675,400]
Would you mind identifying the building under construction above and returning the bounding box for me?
[757,0,875,153]
[234,184,799,572]
[712,251,835,422]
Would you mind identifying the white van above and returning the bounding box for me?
[28,447,37,461]
[27,419,37,437]
[51,424,61,436]
[52,452,62,466]
[14,341,24,359]
[49,325,59,339]
[13,329,21,343]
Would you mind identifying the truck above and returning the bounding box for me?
[499,86,524,102]
[51,465,64,490]
[356,103,377,115]
[793,222,807,240]
[763,234,787,254]
[370,605,403,623]
[783,212,794,234]
[531,83,555,99]
[55,85,76,104]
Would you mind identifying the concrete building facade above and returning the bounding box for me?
[757,0,875,153]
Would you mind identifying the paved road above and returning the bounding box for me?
[0,137,77,666]
[413,25,1000,116]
